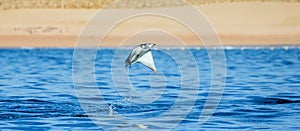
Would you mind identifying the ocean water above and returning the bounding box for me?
[0,47,299,130]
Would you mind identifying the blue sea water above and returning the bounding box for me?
[0,47,300,130]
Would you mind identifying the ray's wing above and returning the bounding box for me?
[125,47,140,67]
[137,51,156,73]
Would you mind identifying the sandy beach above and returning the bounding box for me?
[0,2,300,47]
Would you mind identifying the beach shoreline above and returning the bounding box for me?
[0,2,300,47]
[0,34,300,48]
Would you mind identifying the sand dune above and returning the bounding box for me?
[1,0,299,10]
[0,2,300,47]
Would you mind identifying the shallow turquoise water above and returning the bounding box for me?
[0,47,299,130]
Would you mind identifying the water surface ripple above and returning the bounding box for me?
[0,47,299,130]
